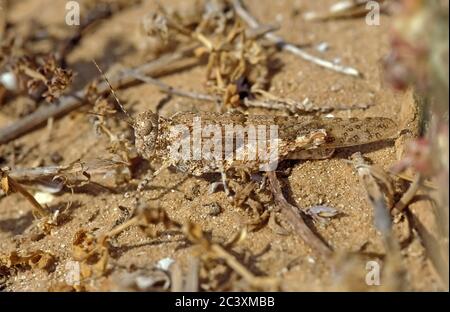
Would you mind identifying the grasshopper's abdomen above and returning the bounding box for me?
[314,117,397,148]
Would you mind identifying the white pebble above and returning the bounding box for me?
[0,71,17,90]
[34,192,55,205]
[307,256,316,264]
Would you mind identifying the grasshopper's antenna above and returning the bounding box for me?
[92,59,134,124]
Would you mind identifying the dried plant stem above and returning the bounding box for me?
[0,46,198,144]
[245,89,371,114]
[184,256,200,292]
[122,73,370,114]
[1,171,48,218]
[129,71,216,102]
[232,0,361,77]
[170,262,184,292]
[394,173,423,212]
[351,152,393,236]
[6,160,125,182]
[267,171,332,257]
[303,0,382,21]
[105,217,140,238]
[210,243,279,289]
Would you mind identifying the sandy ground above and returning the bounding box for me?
[0,0,444,291]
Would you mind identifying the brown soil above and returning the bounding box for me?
[0,0,444,291]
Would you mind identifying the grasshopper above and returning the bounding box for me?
[93,62,397,188]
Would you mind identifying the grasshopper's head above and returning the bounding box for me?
[134,110,159,160]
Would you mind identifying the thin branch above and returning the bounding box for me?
[128,71,217,102]
[267,171,332,257]
[244,91,371,114]
[1,169,49,218]
[6,159,125,182]
[303,0,388,22]
[232,0,361,77]
[350,152,393,236]
[210,243,279,289]
[394,173,423,213]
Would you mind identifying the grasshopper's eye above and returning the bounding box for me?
[135,111,157,137]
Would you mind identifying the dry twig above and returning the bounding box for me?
[1,168,49,218]
[393,173,423,213]
[267,171,332,257]
[128,71,216,102]
[303,0,388,21]
[350,152,393,236]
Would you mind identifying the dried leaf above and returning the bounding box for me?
[1,250,57,273]
[0,169,49,218]
[71,229,109,278]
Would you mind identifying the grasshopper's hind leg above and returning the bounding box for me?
[287,148,335,160]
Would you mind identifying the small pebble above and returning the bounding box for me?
[34,192,55,205]
[0,72,17,90]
